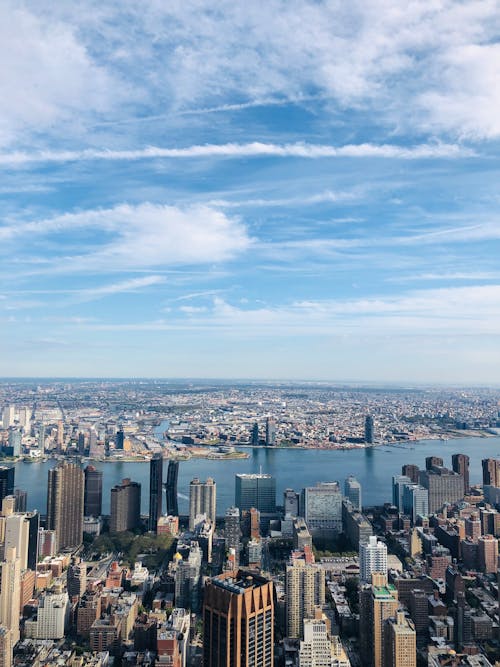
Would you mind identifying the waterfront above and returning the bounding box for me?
[12,435,500,516]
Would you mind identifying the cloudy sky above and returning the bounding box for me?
[2,0,500,382]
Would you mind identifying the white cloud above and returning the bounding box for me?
[75,275,166,301]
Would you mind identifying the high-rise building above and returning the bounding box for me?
[14,489,27,513]
[284,488,300,517]
[67,558,87,601]
[56,420,64,452]
[365,415,374,444]
[482,458,500,487]
[392,475,412,512]
[425,456,443,470]
[46,461,84,552]
[27,591,69,639]
[452,454,470,494]
[478,534,498,574]
[345,476,362,511]
[465,513,482,542]
[38,423,45,454]
[110,478,141,533]
[251,422,259,446]
[0,625,12,667]
[235,473,276,513]
[419,467,464,514]
[360,536,388,584]
[7,428,22,457]
[286,559,325,638]
[17,407,31,429]
[402,485,429,523]
[359,573,398,667]
[298,617,350,667]
[224,507,240,567]
[115,428,125,450]
[401,465,420,485]
[383,610,416,667]
[203,570,274,667]
[84,465,103,517]
[0,467,14,504]
[0,547,21,646]
[149,454,163,532]
[2,406,15,429]
[4,513,39,570]
[302,482,342,534]
[189,478,216,530]
[265,417,276,446]
[165,460,179,516]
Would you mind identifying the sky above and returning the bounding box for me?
[1,0,500,383]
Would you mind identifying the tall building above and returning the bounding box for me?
[84,465,103,517]
[2,406,15,429]
[482,458,500,487]
[189,478,216,530]
[452,454,470,494]
[345,476,362,511]
[14,489,27,513]
[0,625,12,667]
[115,428,125,450]
[286,559,325,638]
[0,547,21,646]
[383,611,416,667]
[38,423,45,453]
[203,570,274,667]
[392,475,412,512]
[302,482,342,534]
[359,574,398,667]
[27,591,69,639]
[0,467,14,504]
[7,428,22,457]
[251,422,259,446]
[401,465,420,485]
[67,558,87,601]
[235,473,276,513]
[284,488,300,517]
[360,536,388,584]
[149,454,163,532]
[478,534,498,574]
[419,467,464,514]
[175,542,203,612]
[46,461,84,551]
[224,507,240,567]
[265,417,276,446]
[365,415,374,444]
[299,617,350,667]
[110,478,141,533]
[165,460,179,516]
[4,513,39,570]
[425,456,443,470]
[402,485,429,523]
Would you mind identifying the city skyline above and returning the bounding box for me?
[1,2,500,382]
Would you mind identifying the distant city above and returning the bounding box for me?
[0,380,500,665]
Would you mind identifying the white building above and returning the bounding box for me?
[359,535,387,584]
[299,618,351,667]
[2,406,15,429]
[4,514,29,570]
[25,591,69,639]
[0,547,21,647]
[303,483,342,534]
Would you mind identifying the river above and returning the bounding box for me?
[10,434,500,516]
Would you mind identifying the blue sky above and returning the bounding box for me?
[2,1,500,382]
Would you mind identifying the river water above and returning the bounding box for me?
[11,434,500,516]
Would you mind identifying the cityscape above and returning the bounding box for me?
[0,381,499,665]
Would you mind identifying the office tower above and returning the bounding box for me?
[419,467,464,514]
[286,559,325,638]
[302,482,342,534]
[165,460,179,516]
[365,414,374,443]
[284,488,300,517]
[360,536,388,583]
[265,417,276,446]
[452,453,470,494]
[402,485,429,523]
[0,467,14,504]
[203,571,274,667]
[0,625,12,667]
[235,473,276,513]
[392,475,411,512]
[4,513,39,570]
[401,465,420,485]
[14,489,27,513]
[251,422,259,446]
[25,512,39,570]
[359,574,398,667]
[149,454,163,532]
[225,507,240,566]
[383,610,416,667]
[0,547,21,646]
[67,558,87,601]
[425,456,443,470]
[482,458,500,487]
[110,478,141,533]
[78,432,86,455]
[478,534,498,573]
[46,461,84,551]
[84,465,103,517]
[345,476,362,511]
[7,428,21,457]
[115,428,125,450]
[189,478,216,530]
[2,406,15,429]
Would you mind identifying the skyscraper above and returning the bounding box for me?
[359,573,398,667]
[0,547,21,647]
[165,460,179,516]
[482,458,500,487]
[419,467,464,514]
[265,417,276,446]
[4,512,38,571]
[67,558,87,601]
[425,456,443,470]
[0,625,12,667]
[365,415,374,444]
[149,454,163,532]
[478,534,498,574]
[452,453,470,494]
[360,536,388,584]
[84,465,103,517]
[189,478,216,530]
[115,428,125,450]
[46,461,84,552]
[203,571,274,667]
[284,488,300,517]
[110,478,141,533]
[302,482,342,534]
[251,422,259,446]
[383,611,416,667]
[345,476,362,511]
[0,467,14,504]
[224,506,241,566]
[235,473,276,513]
[286,559,325,638]
[401,465,420,485]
